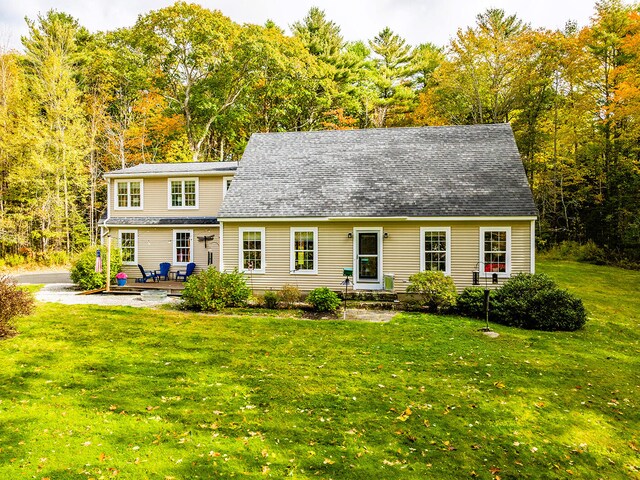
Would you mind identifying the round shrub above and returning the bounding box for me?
[529,288,588,331]
[70,247,121,290]
[263,290,279,309]
[456,287,488,318]
[278,284,302,308]
[0,276,35,337]
[406,271,457,311]
[493,273,587,331]
[307,287,341,313]
[181,267,251,312]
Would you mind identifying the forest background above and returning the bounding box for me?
[0,0,639,266]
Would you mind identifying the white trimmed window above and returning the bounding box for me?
[420,227,451,276]
[480,227,511,277]
[114,180,143,210]
[119,230,138,265]
[173,230,193,265]
[168,178,198,209]
[290,227,318,274]
[239,227,265,274]
[223,176,233,198]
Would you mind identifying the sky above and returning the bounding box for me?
[0,0,605,51]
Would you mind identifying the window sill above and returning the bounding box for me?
[242,269,265,275]
[290,270,317,275]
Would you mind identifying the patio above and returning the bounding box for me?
[111,280,186,295]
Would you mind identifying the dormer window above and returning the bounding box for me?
[168,178,198,209]
[114,180,143,210]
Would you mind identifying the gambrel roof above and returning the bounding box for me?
[218,124,536,219]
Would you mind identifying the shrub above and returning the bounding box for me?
[263,290,279,309]
[70,247,122,290]
[278,284,301,308]
[492,273,587,331]
[307,287,341,313]
[3,254,25,268]
[0,276,35,337]
[456,287,488,319]
[529,288,588,331]
[181,268,251,312]
[406,271,457,311]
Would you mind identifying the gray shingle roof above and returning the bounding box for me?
[101,217,219,226]
[106,161,237,177]
[218,124,536,218]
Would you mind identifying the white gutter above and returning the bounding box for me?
[104,171,236,179]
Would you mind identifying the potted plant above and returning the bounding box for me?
[115,272,128,287]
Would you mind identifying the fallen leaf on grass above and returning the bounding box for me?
[323,458,335,465]
[99,452,106,462]
[630,442,639,452]
[397,407,412,421]
[489,466,501,474]
[494,381,505,389]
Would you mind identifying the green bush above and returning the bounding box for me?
[307,287,341,313]
[0,276,35,337]
[3,254,25,268]
[406,271,457,311]
[493,273,587,331]
[278,284,301,308]
[456,287,488,318]
[263,290,279,309]
[70,247,121,290]
[181,268,251,312]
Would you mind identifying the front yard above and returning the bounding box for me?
[0,261,638,478]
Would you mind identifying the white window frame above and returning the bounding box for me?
[238,227,265,274]
[222,176,234,198]
[119,229,138,265]
[167,178,199,210]
[352,227,383,290]
[113,179,143,210]
[290,227,318,275]
[419,227,451,276]
[173,229,194,266]
[479,227,511,278]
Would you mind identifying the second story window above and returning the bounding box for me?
[169,178,198,209]
[115,180,142,210]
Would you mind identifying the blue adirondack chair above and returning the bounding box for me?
[155,262,171,281]
[175,262,196,282]
[136,264,158,283]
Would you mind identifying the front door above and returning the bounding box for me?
[355,229,382,288]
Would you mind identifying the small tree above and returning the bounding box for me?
[406,271,457,311]
[0,276,35,337]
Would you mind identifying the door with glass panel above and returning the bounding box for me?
[355,230,381,286]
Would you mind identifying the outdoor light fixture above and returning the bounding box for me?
[472,271,480,285]
[347,232,353,238]
[384,232,389,239]
[492,273,499,284]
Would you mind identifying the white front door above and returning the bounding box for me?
[354,228,383,290]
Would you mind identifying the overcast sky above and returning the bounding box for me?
[0,1,606,52]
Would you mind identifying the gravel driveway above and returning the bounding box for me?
[35,283,179,308]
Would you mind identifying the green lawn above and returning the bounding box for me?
[1,261,638,479]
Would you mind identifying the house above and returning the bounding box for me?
[218,124,536,292]
[100,162,237,278]
[102,124,537,292]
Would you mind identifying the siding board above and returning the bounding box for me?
[223,220,532,292]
